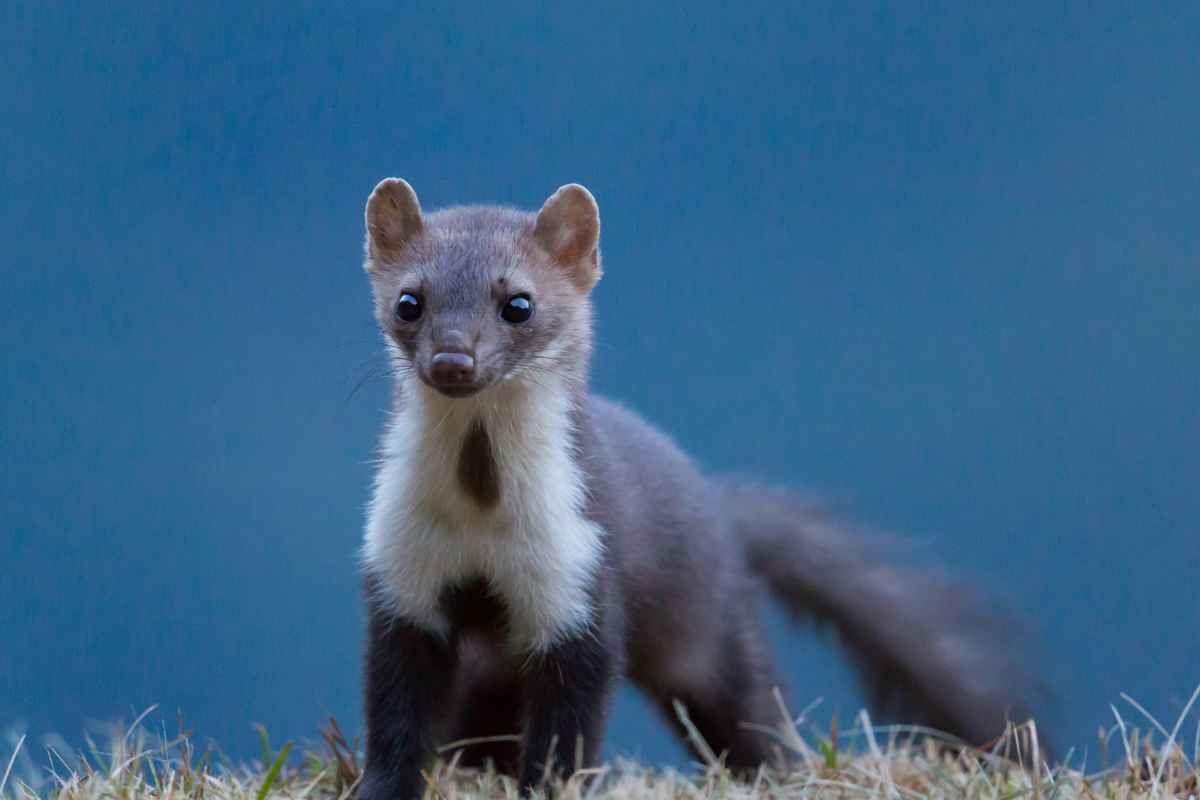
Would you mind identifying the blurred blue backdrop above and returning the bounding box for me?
[3,1,1198,767]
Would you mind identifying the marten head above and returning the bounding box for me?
[363,179,600,399]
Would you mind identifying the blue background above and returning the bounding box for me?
[3,2,1198,767]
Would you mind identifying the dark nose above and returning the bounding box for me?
[429,351,476,386]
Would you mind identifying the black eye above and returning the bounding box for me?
[395,292,422,322]
[501,294,534,324]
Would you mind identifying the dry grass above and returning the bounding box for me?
[4,688,1199,800]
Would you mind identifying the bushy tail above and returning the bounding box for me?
[723,480,1047,752]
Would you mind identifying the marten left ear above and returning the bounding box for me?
[532,184,602,291]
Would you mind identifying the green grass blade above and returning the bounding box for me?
[818,738,838,770]
[256,741,293,800]
[254,723,273,767]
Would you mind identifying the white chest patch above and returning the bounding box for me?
[362,375,603,653]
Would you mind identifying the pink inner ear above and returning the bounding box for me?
[554,220,596,264]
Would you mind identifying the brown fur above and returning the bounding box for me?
[456,421,500,509]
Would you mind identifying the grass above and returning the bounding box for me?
[3,688,1199,800]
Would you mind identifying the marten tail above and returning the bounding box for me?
[722,479,1047,754]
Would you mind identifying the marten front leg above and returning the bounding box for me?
[518,632,616,793]
[360,598,457,800]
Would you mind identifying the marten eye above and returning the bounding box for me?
[395,292,422,322]
[501,294,534,324]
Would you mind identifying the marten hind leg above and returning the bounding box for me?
[640,620,783,771]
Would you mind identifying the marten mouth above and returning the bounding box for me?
[433,384,484,399]
[417,374,489,399]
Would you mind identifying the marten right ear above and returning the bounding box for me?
[364,178,423,269]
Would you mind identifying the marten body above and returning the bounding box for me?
[358,179,1035,800]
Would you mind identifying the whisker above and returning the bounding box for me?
[334,336,385,350]
[346,371,382,402]
[426,403,457,440]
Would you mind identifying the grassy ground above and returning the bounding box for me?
[4,691,1199,800]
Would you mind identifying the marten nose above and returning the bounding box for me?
[430,351,476,386]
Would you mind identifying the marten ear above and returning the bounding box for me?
[364,178,423,268]
[532,183,601,291]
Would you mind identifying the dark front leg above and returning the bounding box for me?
[360,603,456,800]
[518,632,615,793]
